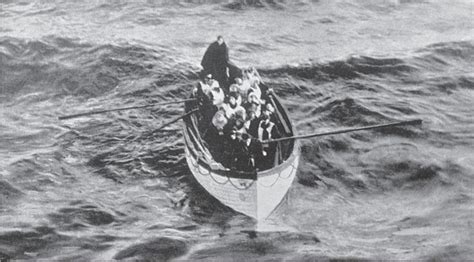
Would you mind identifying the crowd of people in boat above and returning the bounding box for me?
[192,68,281,172]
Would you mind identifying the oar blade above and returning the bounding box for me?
[404,119,422,125]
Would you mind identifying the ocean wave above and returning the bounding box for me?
[260,56,417,83]
[0,179,23,200]
[314,97,390,126]
[114,237,188,261]
[0,226,68,260]
[419,41,474,60]
[0,37,184,100]
[224,0,289,10]
[259,41,473,84]
[409,41,474,72]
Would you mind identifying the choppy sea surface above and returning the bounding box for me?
[1,0,473,260]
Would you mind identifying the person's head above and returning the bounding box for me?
[228,95,237,106]
[245,70,252,78]
[265,103,275,113]
[235,109,245,120]
[229,85,238,93]
[217,35,224,45]
[212,109,227,131]
[248,110,256,120]
[262,110,271,124]
[205,74,212,83]
[235,78,242,85]
[251,80,260,89]
[241,133,251,142]
[248,92,261,104]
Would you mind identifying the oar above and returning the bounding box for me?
[262,119,422,144]
[154,109,199,131]
[58,98,196,120]
[127,108,200,143]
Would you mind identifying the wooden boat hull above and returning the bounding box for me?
[184,132,299,220]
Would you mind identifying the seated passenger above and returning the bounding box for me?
[257,112,281,169]
[239,133,263,171]
[204,108,228,162]
[229,78,250,103]
[264,102,278,123]
[244,110,259,137]
[247,81,262,101]
[221,95,246,120]
[243,67,261,87]
[222,130,243,169]
[194,75,218,131]
[229,114,246,135]
[209,81,225,108]
[257,111,279,141]
[228,89,242,107]
[193,73,215,97]
[211,108,228,136]
[244,92,264,118]
[265,102,275,114]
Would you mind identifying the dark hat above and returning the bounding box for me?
[241,133,250,140]
[229,91,239,99]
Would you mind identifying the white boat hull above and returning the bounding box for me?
[184,142,299,220]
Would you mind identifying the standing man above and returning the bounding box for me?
[201,36,229,90]
[257,112,280,169]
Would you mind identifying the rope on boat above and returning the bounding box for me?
[187,147,298,190]
[187,150,255,189]
[254,153,299,187]
[185,131,299,190]
[228,177,255,190]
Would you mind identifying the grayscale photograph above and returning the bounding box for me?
[0,0,473,261]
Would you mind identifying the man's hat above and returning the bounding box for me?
[248,92,264,104]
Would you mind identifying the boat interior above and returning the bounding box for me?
[183,81,295,179]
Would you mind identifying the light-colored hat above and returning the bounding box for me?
[212,110,227,130]
[248,92,264,104]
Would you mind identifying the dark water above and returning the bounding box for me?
[1,0,473,260]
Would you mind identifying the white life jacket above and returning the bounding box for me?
[212,109,227,131]
[247,86,262,101]
[240,80,252,101]
[193,81,213,97]
[258,120,275,156]
[199,81,212,96]
[209,79,220,89]
[222,103,245,119]
[258,121,275,141]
